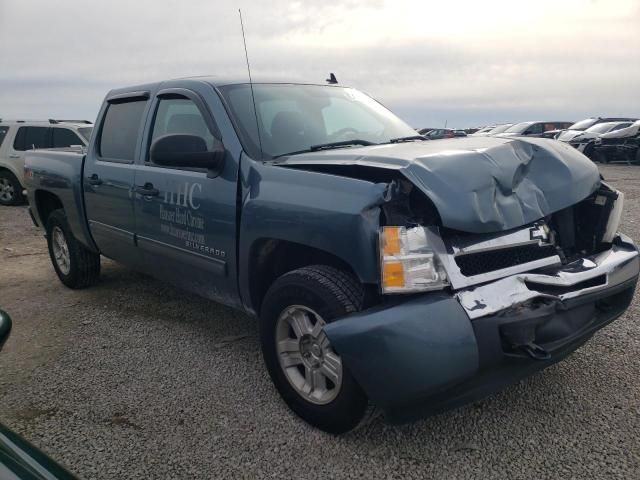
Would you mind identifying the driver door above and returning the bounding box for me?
[133,89,240,306]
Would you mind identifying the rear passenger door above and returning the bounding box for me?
[132,89,239,305]
[83,94,149,265]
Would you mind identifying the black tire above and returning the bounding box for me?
[583,142,595,160]
[46,209,100,288]
[0,170,24,206]
[260,265,373,434]
[595,150,608,164]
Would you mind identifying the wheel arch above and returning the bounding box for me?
[0,165,23,186]
[33,190,64,228]
[246,238,377,315]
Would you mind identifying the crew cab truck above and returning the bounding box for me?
[25,78,639,433]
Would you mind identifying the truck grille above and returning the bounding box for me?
[455,244,558,277]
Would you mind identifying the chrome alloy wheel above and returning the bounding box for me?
[0,178,14,202]
[51,226,71,275]
[275,305,343,405]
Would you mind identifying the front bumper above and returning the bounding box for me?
[324,235,639,424]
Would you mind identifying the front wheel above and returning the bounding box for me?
[260,265,373,433]
[46,209,101,288]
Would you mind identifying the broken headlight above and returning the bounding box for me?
[379,226,449,293]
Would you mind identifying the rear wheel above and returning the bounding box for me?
[0,170,24,206]
[46,209,100,288]
[260,265,373,433]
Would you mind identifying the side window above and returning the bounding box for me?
[525,123,544,135]
[52,128,84,148]
[0,126,8,147]
[13,127,49,151]
[150,97,215,161]
[611,123,631,132]
[99,100,147,161]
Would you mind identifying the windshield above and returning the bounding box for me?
[568,118,598,131]
[585,122,619,134]
[78,127,93,142]
[218,84,418,158]
[488,124,513,134]
[504,122,533,133]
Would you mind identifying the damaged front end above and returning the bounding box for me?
[324,182,639,423]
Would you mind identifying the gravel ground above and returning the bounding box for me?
[1,164,639,479]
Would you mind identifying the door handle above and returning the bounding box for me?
[135,183,159,197]
[9,154,20,159]
[87,174,102,186]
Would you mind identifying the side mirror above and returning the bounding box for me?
[0,310,12,352]
[150,134,225,175]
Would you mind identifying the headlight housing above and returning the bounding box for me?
[379,226,449,293]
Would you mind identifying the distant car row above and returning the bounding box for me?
[418,116,640,164]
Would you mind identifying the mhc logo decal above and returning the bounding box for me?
[163,181,202,210]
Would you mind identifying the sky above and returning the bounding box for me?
[1,0,639,128]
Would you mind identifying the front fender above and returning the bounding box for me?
[238,160,386,310]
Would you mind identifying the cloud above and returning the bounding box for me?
[1,0,638,127]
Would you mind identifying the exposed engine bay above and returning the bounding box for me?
[379,178,624,287]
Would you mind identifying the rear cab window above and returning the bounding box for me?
[99,100,147,162]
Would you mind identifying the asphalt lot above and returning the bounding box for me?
[1,164,639,479]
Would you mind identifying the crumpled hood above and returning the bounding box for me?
[275,136,600,233]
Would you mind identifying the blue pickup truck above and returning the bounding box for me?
[24,77,639,433]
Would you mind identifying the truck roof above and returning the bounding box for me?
[105,76,345,100]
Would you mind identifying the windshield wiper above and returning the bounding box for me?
[271,139,375,160]
[388,135,427,143]
[310,139,375,150]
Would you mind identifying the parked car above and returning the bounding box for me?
[471,123,513,136]
[0,310,78,479]
[557,117,638,140]
[452,129,467,137]
[559,121,634,159]
[498,121,574,138]
[0,119,93,206]
[25,78,638,434]
[417,127,435,135]
[470,126,495,135]
[594,120,640,164]
[425,128,455,139]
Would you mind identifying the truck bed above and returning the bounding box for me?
[24,149,97,252]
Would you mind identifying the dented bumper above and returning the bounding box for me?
[324,235,639,424]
